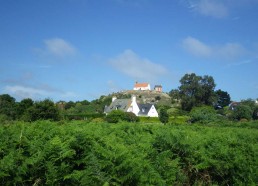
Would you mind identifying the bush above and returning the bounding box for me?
[91,117,105,123]
[155,96,161,101]
[105,110,125,123]
[232,104,253,121]
[139,117,160,123]
[169,116,190,124]
[190,106,220,124]
[159,108,169,124]
[123,112,139,122]
[65,113,105,120]
[253,106,258,120]
[0,114,9,124]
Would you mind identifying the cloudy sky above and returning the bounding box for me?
[1,0,258,101]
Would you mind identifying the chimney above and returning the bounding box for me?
[112,96,117,102]
[131,95,136,103]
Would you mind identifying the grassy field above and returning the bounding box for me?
[0,120,257,185]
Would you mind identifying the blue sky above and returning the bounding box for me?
[1,0,258,102]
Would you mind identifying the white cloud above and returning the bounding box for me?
[182,37,212,57]
[217,43,246,59]
[195,0,228,18]
[3,85,48,100]
[226,59,252,67]
[43,38,76,57]
[109,49,168,81]
[182,36,247,59]
[184,0,258,18]
[3,85,77,101]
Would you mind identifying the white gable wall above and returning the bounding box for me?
[126,96,140,116]
[147,105,159,117]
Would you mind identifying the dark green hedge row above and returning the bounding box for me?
[64,113,105,120]
[0,121,257,185]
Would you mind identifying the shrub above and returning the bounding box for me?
[155,96,161,101]
[91,117,105,123]
[0,114,9,124]
[159,108,169,124]
[105,110,125,123]
[123,112,139,122]
[139,117,160,123]
[169,116,190,124]
[253,106,258,120]
[232,104,253,121]
[190,106,220,124]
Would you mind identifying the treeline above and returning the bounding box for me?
[1,73,258,123]
[0,94,112,122]
[167,73,258,123]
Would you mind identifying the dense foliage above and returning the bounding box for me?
[232,104,253,121]
[0,121,257,185]
[177,73,217,111]
[189,106,221,124]
[159,108,169,124]
[105,110,139,123]
[215,89,231,108]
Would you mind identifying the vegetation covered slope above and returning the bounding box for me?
[0,121,257,185]
[111,90,172,106]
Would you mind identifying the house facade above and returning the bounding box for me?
[133,82,151,91]
[154,85,162,92]
[104,95,158,117]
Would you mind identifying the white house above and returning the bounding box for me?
[133,82,151,91]
[138,103,159,117]
[104,95,158,117]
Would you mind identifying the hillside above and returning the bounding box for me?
[109,90,172,107]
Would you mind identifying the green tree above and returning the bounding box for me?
[215,89,231,108]
[27,99,60,121]
[159,108,169,124]
[80,100,90,105]
[64,101,76,110]
[239,99,257,120]
[169,89,180,105]
[178,73,216,111]
[232,104,253,121]
[253,106,258,120]
[241,99,256,111]
[16,98,34,119]
[0,94,16,120]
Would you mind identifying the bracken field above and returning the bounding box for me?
[0,120,257,185]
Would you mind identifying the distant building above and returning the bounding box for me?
[154,85,162,92]
[104,95,158,117]
[229,102,240,110]
[133,82,151,91]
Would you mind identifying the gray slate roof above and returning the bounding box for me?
[104,99,131,113]
[105,98,156,116]
[138,103,153,116]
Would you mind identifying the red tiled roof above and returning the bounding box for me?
[134,83,149,88]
